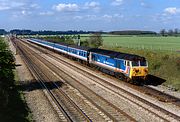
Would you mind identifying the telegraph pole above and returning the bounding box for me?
[78,35,80,46]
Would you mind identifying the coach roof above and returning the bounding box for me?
[68,44,92,51]
[89,48,146,61]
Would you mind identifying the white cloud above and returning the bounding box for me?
[73,16,83,19]
[84,1,100,10]
[39,11,54,16]
[140,2,151,8]
[152,13,173,24]
[0,6,10,10]
[152,7,180,23]
[0,1,24,10]
[30,4,40,9]
[21,10,32,16]
[102,14,124,22]
[164,7,180,15]
[102,14,113,19]
[53,3,79,12]
[140,2,145,7]
[114,14,124,18]
[0,0,40,12]
[12,10,32,18]
[85,15,98,20]
[111,0,123,6]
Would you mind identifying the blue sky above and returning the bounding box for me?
[0,0,180,32]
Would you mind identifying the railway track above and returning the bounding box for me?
[17,39,135,121]
[13,39,93,122]
[21,38,180,121]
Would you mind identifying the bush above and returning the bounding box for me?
[162,54,169,60]
[87,33,103,48]
[176,57,180,70]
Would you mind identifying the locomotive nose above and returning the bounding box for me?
[132,68,148,77]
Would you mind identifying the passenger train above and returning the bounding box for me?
[27,38,148,83]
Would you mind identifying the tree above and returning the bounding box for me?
[174,28,179,36]
[87,33,103,48]
[0,29,7,35]
[168,29,174,36]
[160,29,166,36]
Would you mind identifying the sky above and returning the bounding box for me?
[0,0,180,32]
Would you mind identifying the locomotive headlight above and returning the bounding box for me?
[144,69,148,73]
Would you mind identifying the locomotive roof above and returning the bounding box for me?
[68,44,92,51]
[89,48,146,61]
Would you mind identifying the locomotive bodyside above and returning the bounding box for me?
[88,48,148,81]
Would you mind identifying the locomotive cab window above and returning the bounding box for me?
[140,61,147,66]
[132,61,140,67]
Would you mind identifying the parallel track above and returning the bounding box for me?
[23,39,180,121]
[13,39,92,122]
[18,38,135,121]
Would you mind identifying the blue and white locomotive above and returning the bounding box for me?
[27,38,148,82]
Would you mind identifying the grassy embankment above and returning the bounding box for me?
[0,37,32,122]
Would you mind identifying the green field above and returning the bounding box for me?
[80,35,180,51]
